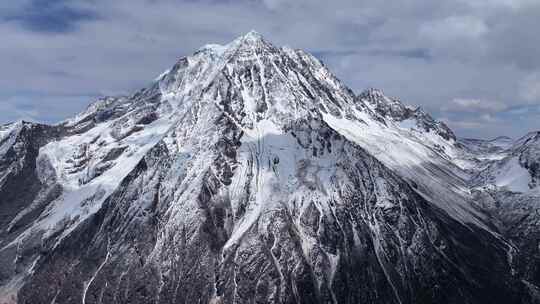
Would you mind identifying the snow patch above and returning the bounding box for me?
[398,118,417,130]
[154,69,170,81]
[200,44,228,56]
[494,157,531,192]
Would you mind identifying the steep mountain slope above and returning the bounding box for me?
[323,88,488,232]
[466,132,540,292]
[0,31,537,304]
[358,88,456,142]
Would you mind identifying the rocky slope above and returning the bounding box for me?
[0,31,539,304]
[463,132,540,294]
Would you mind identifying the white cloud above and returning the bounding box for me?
[0,102,39,123]
[261,0,288,10]
[443,98,509,113]
[419,16,488,42]
[463,0,537,10]
[0,94,95,124]
[479,113,498,122]
[520,72,540,103]
[439,117,484,130]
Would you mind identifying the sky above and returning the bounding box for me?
[1,0,539,139]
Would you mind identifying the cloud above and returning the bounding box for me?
[419,16,488,42]
[439,117,484,130]
[443,98,509,113]
[520,72,540,103]
[462,0,538,10]
[0,93,97,124]
[2,0,99,33]
[261,0,288,10]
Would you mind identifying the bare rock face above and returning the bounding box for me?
[0,31,539,304]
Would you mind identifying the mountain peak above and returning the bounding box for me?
[235,30,272,51]
[359,88,408,112]
[195,31,268,57]
[357,88,456,141]
[4,31,540,304]
[358,88,402,107]
[242,30,263,41]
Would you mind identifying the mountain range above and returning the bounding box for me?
[1,31,539,304]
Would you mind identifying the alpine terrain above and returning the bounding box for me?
[1,31,539,304]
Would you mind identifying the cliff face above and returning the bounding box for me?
[0,31,538,304]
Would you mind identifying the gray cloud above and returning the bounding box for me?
[2,0,100,33]
[520,72,540,102]
[0,0,538,138]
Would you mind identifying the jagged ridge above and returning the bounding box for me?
[0,31,539,304]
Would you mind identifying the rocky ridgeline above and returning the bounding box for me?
[0,32,539,304]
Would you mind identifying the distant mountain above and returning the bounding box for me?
[1,31,539,304]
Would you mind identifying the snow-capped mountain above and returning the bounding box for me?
[463,131,540,296]
[1,31,539,304]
